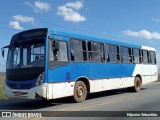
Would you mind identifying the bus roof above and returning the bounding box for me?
[48,28,143,49]
[12,28,156,51]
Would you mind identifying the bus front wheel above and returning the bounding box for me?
[74,81,87,103]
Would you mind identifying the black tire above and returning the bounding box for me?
[133,77,142,92]
[73,81,87,103]
[128,77,141,92]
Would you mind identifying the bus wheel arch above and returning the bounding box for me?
[76,77,90,93]
[73,77,90,102]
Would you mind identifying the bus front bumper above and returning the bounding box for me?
[5,84,47,99]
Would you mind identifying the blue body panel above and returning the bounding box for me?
[89,63,107,79]
[121,64,136,77]
[45,29,140,83]
[70,62,89,80]
[107,64,122,78]
[48,65,70,83]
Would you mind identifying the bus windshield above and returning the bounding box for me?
[7,39,45,69]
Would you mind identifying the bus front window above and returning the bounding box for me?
[7,47,21,69]
[7,41,45,69]
[13,47,20,67]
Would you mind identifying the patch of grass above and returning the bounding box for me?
[0,73,7,99]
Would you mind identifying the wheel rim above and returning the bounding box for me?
[136,79,141,89]
[76,85,85,98]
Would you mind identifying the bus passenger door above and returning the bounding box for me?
[47,35,71,99]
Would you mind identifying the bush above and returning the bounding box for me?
[0,73,7,99]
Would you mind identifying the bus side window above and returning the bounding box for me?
[133,48,141,64]
[100,43,105,62]
[105,44,109,62]
[150,51,157,65]
[120,47,132,63]
[88,42,92,61]
[49,40,68,61]
[70,39,87,62]
[129,48,133,63]
[88,42,105,62]
[142,50,150,64]
[108,45,119,63]
[139,50,143,63]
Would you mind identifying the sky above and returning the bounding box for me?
[0,0,160,71]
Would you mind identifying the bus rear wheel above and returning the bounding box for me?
[74,81,87,103]
[128,77,142,92]
[134,77,142,92]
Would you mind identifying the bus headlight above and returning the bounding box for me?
[36,72,44,86]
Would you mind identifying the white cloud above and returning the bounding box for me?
[9,15,34,30]
[13,15,34,23]
[57,6,86,23]
[35,1,51,12]
[57,1,86,23]
[123,30,160,40]
[66,1,83,10]
[25,0,51,13]
[9,21,23,30]
[25,1,33,8]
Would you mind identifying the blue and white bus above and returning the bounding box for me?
[2,28,158,102]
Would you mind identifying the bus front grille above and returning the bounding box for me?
[8,83,34,89]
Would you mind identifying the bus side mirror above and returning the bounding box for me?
[1,45,10,58]
[2,49,4,58]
